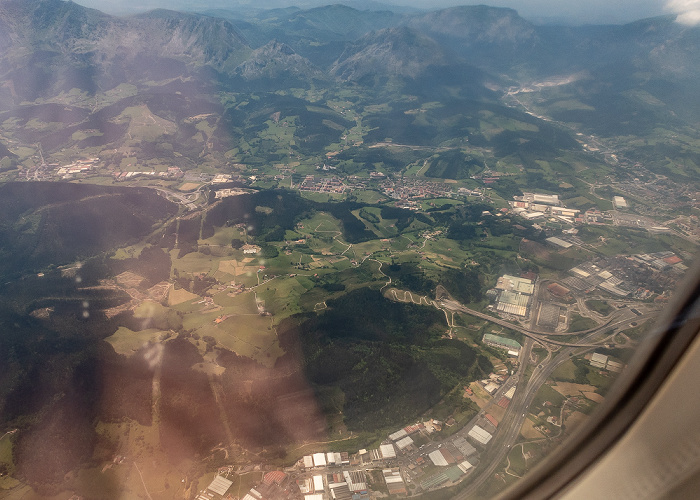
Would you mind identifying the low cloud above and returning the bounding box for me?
[667,0,700,25]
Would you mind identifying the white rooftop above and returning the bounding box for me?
[468,425,493,445]
[380,444,396,459]
[389,429,408,441]
[207,475,233,496]
[591,353,609,363]
[395,436,414,450]
[458,460,473,473]
[546,237,573,249]
[484,382,499,394]
[428,450,449,466]
[428,450,447,467]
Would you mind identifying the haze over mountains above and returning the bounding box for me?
[0,0,700,178]
[72,0,670,26]
[0,1,697,95]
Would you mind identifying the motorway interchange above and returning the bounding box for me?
[292,291,655,498]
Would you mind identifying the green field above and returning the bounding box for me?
[531,383,567,410]
[551,359,577,381]
[568,313,598,332]
[105,327,168,356]
[199,225,246,247]
[585,299,613,316]
[171,250,219,276]
[507,445,528,476]
[0,434,15,488]
[179,291,284,366]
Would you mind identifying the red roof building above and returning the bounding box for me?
[485,414,499,428]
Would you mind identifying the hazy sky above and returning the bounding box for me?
[73,0,688,25]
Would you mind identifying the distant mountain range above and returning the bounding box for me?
[0,1,697,92]
[0,0,699,159]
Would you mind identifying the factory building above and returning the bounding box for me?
[483,334,522,354]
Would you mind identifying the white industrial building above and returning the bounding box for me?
[613,196,628,209]
[428,450,449,466]
[241,489,263,500]
[313,452,327,467]
[532,193,560,205]
[590,353,608,369]
[205,476,233,497]
[484,382,499,394]
[379,444,396,459]
[496,275,535,294]
[458,460,474,473]
[468,425,493,445]
[325,452,344,465]
[522,211,546,220]
[546,236,573,249]
[551,207,580,217]
[496,290,530,316]
[607,360,624,373]
[453,437,478,458]
[389,429,408,441]
[395,436,414,450]
[343,470,368,491]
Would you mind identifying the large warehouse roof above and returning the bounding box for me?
[499,290,530,307]
[389,429,407,441]
[380,444,396,459]
[483,334,522,350]
[395,436,414,450]
[207,476,233,496]
[468,425,493,445]
[429,450,449,467]
[497,302,527,316]
[453,437,477,457]
[496,275,535,294]
[546,236,573,249]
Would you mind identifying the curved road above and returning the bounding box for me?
[440,298,650,348]
[452,318,620,499]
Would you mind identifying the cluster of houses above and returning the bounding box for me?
[297,175,346,194]
[379,178,455,201]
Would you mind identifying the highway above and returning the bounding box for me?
[452,327,611,499]
[440,298,651,348]
[152,186,201,210]
[378,287,652,496]
[399,290,652,498]
[283,290,656,499]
